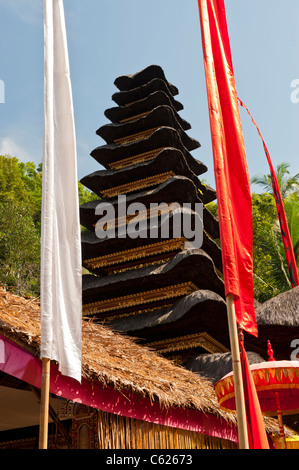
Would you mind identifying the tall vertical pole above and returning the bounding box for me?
[39,357,51,449]
[274,391,286,449]
[226,294,249,449]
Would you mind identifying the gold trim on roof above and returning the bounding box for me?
[124,99,145,107]
[146,332,229,354]
[104,302,175,321]
[94,202,180,230]
[108,256,172,275]
[84,238,186,270]
[114,127,160,145]
[82,281,198,317]
[109,147,165,170]
[119,111,150,123]
[101,172,174,198]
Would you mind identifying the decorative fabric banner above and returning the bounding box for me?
[0,335,239,444]
[40,0,82,382]
[238,98,299,288]
[197,0,257,336]
[239,341,270,449]
[215,357,299,415]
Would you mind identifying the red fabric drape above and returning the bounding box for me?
[197,0,257,336]
[238,98,299,288]
[0,334,239,443]
[239,340,270,449]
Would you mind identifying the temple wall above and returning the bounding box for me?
[96,409,237,450]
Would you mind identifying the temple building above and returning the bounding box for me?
[0,287,286,449]
[80,65,299,370]
[78,65,299,446]
[0,65,298,449]
[80,65,230,367]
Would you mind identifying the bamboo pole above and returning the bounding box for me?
[226,294,249,449]
[39,357,51,449]
[274,391,287,449]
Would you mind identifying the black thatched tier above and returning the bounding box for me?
[82,249,225,319]
[243,286,299,361]
[97,105,200,152]
[108,290,229,347]
[80,149,216,203]
[90,127,206,175]
[79,176,220,239]
[114,65,179,94]
[186,351,265,384]
[112,78,178,107]
[81,208,223,275]
[105,90,185,124]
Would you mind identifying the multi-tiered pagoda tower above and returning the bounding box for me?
[80,65,231,366]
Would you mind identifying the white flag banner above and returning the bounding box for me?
[40,0,82,382]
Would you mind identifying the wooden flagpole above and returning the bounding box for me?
[226,294,249,449]
[39,357,51,449]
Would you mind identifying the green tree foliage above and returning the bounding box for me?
[251,162,299,300]
[1,152,297,302]
[283,193,299,265]
[78,181,98,205]
[251,162,299,200]
[206,166,299,302]
[0,200,41,296]
[0,155,96,297]
[0,156,42,296]
[251,193,291,302]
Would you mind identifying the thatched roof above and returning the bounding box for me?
[186,352,265,384]
[255,286,299,328]
[82,249,224,309]
[90,127,204,175]
[81,213,222,275]
[80,176,219,239]
[109,290,229,345]
[0,286,231,422]
[81,148,214,201]
[105,90,185,124]
[113,65,179,94]
[0,286,290,439]
[244,287,299,361]
[97,105,200,151]
[112,78,176,107]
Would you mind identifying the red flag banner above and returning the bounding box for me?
[197,0,257,336]
[238,98,299,288]
[239,339,270,449]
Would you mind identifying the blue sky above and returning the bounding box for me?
[0,0,299,191]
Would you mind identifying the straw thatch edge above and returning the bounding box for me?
[0,286,292,437]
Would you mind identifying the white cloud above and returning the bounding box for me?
[0,0,43,25]
[0,137,36,163]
